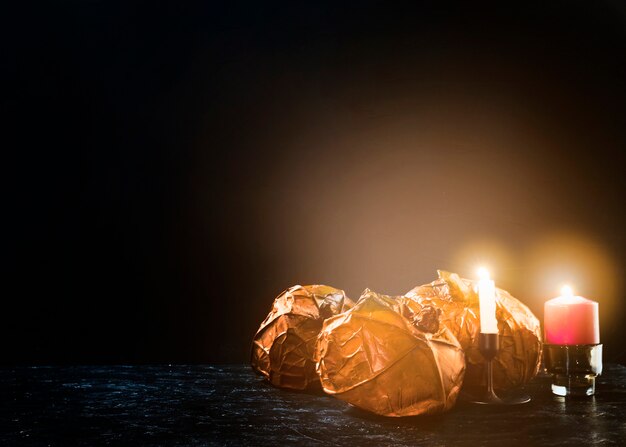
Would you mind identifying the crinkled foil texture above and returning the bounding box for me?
[406,270,542,392]
[251,285,354,390]
[315,289,466,417]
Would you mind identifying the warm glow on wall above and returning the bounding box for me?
[451,239,517,287]
[526,231,620,331]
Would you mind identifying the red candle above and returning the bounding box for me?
[544,286,600,345]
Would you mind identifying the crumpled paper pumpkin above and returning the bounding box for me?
[405,270,542,392]
[251,284,353,390]
[315,289,465,417]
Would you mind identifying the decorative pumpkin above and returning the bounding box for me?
[315,289,465,417]
[251,284,353,390]
[405,270,542,392]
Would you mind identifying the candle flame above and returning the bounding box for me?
[477,267,490,280]
[561,284,574,298]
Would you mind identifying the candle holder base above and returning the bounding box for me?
[551,374,596,397]
[468,392,531,406]
[544,344,602,397]
[468,333,531,406]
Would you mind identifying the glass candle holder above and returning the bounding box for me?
[543,344,602,397]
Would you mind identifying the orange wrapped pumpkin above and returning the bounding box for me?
[251,284,353,390]
[405,270,542,392]
[315,289,465,417]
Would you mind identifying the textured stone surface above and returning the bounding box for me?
[1,364,625,446]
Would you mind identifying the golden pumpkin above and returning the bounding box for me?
[251,284,353,390]
[406,270,542,392]
[315,289,465,416]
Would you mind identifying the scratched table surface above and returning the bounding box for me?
[1,364,625,446]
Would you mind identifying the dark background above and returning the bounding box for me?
[4,1,626,364]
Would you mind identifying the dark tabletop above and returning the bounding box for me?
[2,364,625,446]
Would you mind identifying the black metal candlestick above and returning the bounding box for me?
[470,333,531,405]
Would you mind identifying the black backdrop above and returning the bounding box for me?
[4,1,626,364]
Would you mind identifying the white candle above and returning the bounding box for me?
[477,267,498,334]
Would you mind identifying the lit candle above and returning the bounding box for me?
[544,285,600,345]
[477,267,498,334]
